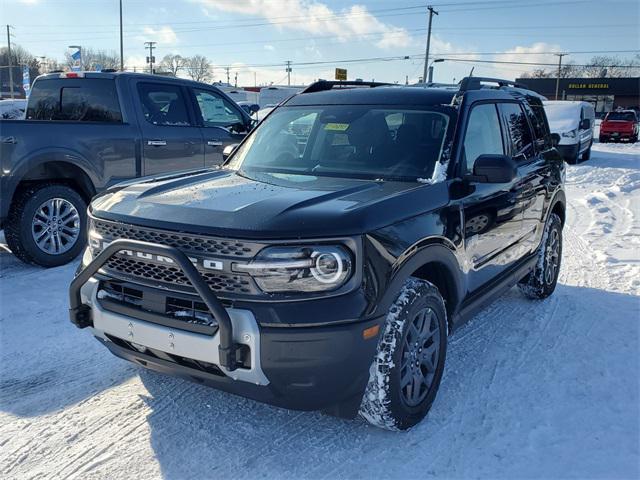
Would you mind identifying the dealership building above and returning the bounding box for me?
[515,77,640,114]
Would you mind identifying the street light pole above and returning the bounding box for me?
[427,58,444,83]
[554,53,567,100]
[286,60,292,86]
[119,0,124,71]
[6,25,15,99]
[422,6,439,85]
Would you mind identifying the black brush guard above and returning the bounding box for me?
[69,239,239,371]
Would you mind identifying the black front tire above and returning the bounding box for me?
[5,184,87,268]
[518,213,563,299]
[359,278,447,431]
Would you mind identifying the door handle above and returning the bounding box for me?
[1,136,17,144]
[147,140,167,146]
[207,140,223,147]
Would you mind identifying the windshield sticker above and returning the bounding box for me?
[324,123,349,131]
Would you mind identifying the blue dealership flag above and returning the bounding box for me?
[71,49,81,61]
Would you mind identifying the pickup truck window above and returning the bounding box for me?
[193,89,243,128]
[137,83,192,127]
[26,78,122,122]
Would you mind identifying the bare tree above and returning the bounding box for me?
[185,55,213,83]
[64,48,119,71]
[159,54,186,76]
[1,44,41,91]
[581,55,640,78]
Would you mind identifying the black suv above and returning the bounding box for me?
[70,77,566,431]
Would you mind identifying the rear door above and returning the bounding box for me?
[135,81,204,176]
[189,88,249,167]
[499,101,549,256]
[459,102,526,293]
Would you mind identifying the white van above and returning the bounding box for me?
[543,100,595,163]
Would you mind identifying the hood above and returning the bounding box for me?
[90,169,449,239]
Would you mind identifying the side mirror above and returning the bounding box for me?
[223,143,239,161]
[550,133,561,147]
[471,154,517,183]
[579,118,591,129]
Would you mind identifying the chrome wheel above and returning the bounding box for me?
[400,307,441,407]
[31,198,81,255]
[545,228,560,285]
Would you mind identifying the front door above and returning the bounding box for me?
[190,88,249,167]
[459,102,526,293]
[136,82,204,176]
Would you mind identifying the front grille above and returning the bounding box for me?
[91,217,263,296]
[92,218,263,258]
[104,255,254,294]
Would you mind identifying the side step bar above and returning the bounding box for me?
[69,239,239,371]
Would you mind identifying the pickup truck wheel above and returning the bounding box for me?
[518,213,562,299]
[5,184,87,267]
[359,278,447,431]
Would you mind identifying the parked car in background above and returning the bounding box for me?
[0,99,27,119]
[0,71,253,267]
[70,77,566,431]
[599,110,638,143]
[544,100,595,163]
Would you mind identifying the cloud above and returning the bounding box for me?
[264,44,275,51]
[196,0,411,49]
[490,42,563,79]
[138,26,179,45]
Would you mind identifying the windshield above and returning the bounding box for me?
[544,103,579,123]
[227,105,455,182]
[606,112,636,122]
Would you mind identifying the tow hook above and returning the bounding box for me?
[69,304,93,329]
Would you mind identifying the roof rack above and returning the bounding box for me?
[301,80,393,94]
[458,76,527,92]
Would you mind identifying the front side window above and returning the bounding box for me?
[463,103,504,173]
[227,105,454,182]
[500,102,535,159]
[137,83,191,126]
[193,89,244,128]
[26,78,122,122]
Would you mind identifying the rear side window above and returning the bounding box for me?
[499,103,535,159]
[137,83,192,126]
[26,78,122,122]
[463,103,504,173]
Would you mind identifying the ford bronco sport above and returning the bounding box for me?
[70,77,566,431]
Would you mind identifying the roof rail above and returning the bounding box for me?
[301,80,393,94]
[458,76,527,92]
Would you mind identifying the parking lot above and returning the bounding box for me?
[1,141,638,479]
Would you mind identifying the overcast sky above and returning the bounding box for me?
[2,0,638,85]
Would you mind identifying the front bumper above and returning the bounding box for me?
[71,240,383,417]
[556,143,580,161]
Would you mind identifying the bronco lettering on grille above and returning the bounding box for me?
[89,238,224,271]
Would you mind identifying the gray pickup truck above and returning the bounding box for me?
[0,71,253,267]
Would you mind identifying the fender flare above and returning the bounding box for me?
[2,149,99,217]
[377,241,465,323]
[547,188,566,225]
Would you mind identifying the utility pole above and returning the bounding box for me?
[554,53,567,100]
[225,66,230,84]
[119,0,124,71]
[422,6,438,85]
[145,41,156,74]
[234,72,237,87]
[286,60,292,86]
[6,25,15,99]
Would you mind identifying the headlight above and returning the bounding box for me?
[562,129,577,138]
[235,245,353,293]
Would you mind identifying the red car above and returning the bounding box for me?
[599,110,638,143]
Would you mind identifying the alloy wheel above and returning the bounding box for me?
[31,198,81,255]
[400,307,441,407]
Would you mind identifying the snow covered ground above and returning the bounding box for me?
[1,142,638,479]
